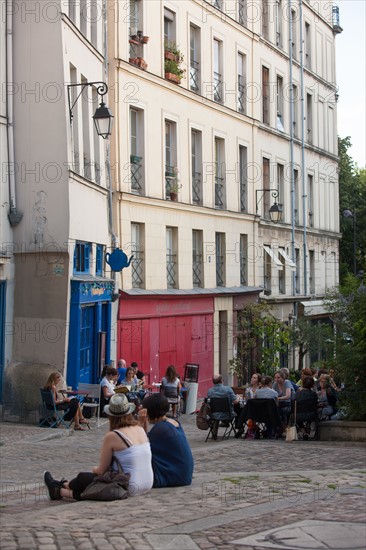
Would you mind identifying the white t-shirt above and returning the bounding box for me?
[100,377,116,396]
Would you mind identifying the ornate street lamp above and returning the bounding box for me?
[67,81,113,139]
[255,189,283,223]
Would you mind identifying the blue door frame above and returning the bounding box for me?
[67,279,113,389]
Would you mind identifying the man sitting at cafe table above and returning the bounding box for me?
[207,374,239,437]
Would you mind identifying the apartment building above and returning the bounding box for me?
[109,0,341,396]
[2,0,114,410]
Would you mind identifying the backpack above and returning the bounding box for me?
[196,401,211,430]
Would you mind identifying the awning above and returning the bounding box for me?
[300,300,329,317]
[278,248,296,271]
[263,245,283,270]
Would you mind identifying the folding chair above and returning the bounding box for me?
[77,383,101,426]
[206,396,237,441]
[161,385,181,418]
[39,389,73,429]
[293,391,319,440]
[236,399,281,439]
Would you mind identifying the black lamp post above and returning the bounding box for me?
[255,189,283,223]
[343,209,357,275]
[67,81,113,139]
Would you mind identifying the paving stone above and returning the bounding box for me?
[0,416,365,549]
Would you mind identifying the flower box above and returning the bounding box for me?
[165,72,181,84]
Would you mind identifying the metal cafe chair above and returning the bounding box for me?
[205,396,237,441]
[39,388,73,429]
[77,383,101,427]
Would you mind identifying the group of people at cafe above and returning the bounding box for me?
[43,362,194,502]
[206,365,341,440]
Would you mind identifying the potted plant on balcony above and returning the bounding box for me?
[168,168,180,201]
[164,40,179,61]
[164,46,185,84]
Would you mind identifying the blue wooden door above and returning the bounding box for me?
[79,305,95,383]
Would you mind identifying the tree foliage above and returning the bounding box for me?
[291,317,334,371]
[229,302,292,384]
[324,274,366,420]
[338,137,366,280]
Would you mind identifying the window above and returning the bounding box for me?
[190,25,200,93]
[81,76,91,181]
[129,0,144,63]
[213,39,223,103]
[291,9,297,60]
[262,0,269,40]
[165,120,177,199]
[192,230,203,287]
[276,0,283,47]
[166,227,177,288]
[131,223,144,288]
[262,158,270,219]
[74,242,90,274]
[278,247,286,294]
[215,232,225,287]
[92,87,101,184]
[239,145,247,213]
[214,137,225,209]
[276,75,284,131]
[237,0,247,27]
[262,66,270,125]
[308,174,314,227]
[237,52,246,114]
[96,244,104,276]
[240,234,248,285]
[306,93,313,144]
[164,7,176,43]
[191,129,202,205]
[277,163,284,218]
[130,108,144,194]
[305,22,311,69]
[263,247,272,294]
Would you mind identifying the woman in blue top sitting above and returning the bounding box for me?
[139,393,194,488]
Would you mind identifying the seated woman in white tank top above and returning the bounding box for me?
[43,394,153,501]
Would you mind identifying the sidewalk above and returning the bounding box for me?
[1,414,365,550]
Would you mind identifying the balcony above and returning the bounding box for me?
[131,250,144,288]
[193,254,203,287]
[190,60,200,92]
[192,171,202,205]
[215,176,224,208]
[130,155,143,194]
[216,255,224,287]
[213,72,222,103]
[166,253,177,288]
[237,82,246,114]
[332,5,343,34]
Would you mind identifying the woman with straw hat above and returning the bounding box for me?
[44,394,153,500]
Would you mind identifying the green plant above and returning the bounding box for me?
[164,58,185,79]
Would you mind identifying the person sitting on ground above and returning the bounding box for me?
[207,374,239,437]
[161,365,181,418]
[43,393,153,501]
[138,393,194,488]
[294,375,318,439]
[317,374,338,420]
[44,372,88,431]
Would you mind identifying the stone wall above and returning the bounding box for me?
[319,421,366,442]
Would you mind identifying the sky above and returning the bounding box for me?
[336,0,366,168]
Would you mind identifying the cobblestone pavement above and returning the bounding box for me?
[0,415,365,550]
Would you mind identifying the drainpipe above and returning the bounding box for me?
[6,0,23,227]
[289,0,298,370]
[299,0,308,295]
[102,0,119,309]
[289,0,296,297]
